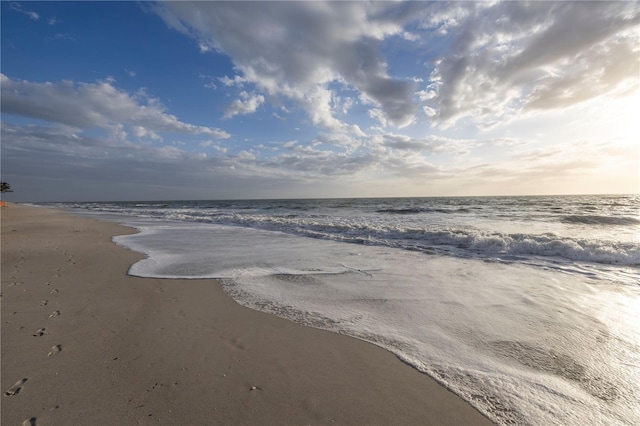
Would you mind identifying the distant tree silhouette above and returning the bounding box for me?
[1,182,12,205]
[1,182,13,194]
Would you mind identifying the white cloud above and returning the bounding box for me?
[368,108,388,127]
[422,106,436,118]
[237,150,256,160]
[9,2,39,20]
[132,125,161,141]
[152,1,421,131]
[423,1,640,127]
[4,1,638,201]
[154,1,638,133]
[0,121,242,199]
[223,91,265,119]
[198,73,218,90]
[3,112,635,201]
[402,31,419,42]
[312,132,360,151]
[342,97,354,115]
[218,75,247,87]
[374,133,473,155]
[0,74,230,139]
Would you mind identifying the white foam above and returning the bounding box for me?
[108,207,640,266]
[113,219,640,426]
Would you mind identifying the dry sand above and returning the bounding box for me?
[1,204,492,425]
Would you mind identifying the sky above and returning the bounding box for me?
[1,1,638,202]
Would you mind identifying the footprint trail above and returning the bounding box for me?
[4,378,27,396]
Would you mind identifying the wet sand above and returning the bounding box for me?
[1,204,492,425]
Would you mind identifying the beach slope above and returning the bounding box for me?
[1,204,491,425]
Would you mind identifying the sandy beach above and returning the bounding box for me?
[1,204,492,425]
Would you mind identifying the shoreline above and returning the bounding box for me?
[2,204,492,425]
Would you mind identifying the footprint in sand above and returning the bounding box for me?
[40,300,48,306]
[50,289,59,295]
[33,328,46,337]
[48,345,62,356]
[22,417,37,426]
[48,311,61,318]
[4,378,27,396]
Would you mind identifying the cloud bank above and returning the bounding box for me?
[152,1,422,131]
[0,74,230,140]
[422,1,639,127]
[1,1,638,201]
[151,1,638,131]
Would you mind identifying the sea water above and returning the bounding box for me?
[49,195,639,425]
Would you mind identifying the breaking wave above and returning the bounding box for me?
[154,211,640,266]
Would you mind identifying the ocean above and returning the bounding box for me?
[46,194,639,425]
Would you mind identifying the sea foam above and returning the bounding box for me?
[113,219,640,426]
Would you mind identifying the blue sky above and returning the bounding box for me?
[1,1,638,201]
